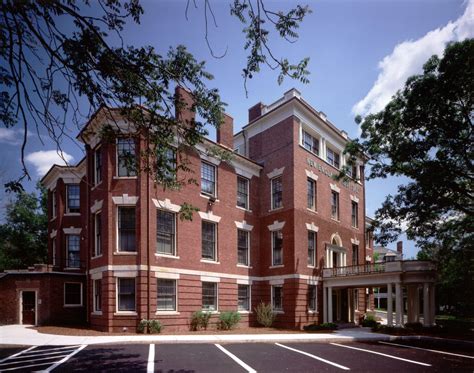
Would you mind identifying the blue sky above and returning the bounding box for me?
[1,0,472,258]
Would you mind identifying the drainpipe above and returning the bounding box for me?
[146,133,151,321]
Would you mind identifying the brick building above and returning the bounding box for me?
[0,87,436,331]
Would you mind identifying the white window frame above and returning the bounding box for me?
[201,161,217,197]
[308,230,316,267]
[94,147,102,185]
[271,230,283,267]
[51,189,57,219]
[156,209,177,257]
[331,191,340,220]
[157,278,178,312]
[351,201,359,228]
[66,184,80,214]
[64,282,83,307]
[116,277,137,313]
[94,212,102,257]
[201,220,217,262]
[301,129,320,156]
[326,147,340,169]
[271,285,283,312]
[201,281,218,312]
[66,234,81,268]
[307,177,316,211]
[116,206,137,253]
[52,239,56,266]
[237,284,251,312]
[271,176,283,210]
[237,229,250,267]
[236,176,250,210]
[308,285,317,312]
[116,137,137,178]
[93,279,102,313]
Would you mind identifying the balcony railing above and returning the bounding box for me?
[50,258,86,271]
[323,260,435,278]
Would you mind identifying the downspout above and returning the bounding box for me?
[146,133,151,321]
[83,138,91,326]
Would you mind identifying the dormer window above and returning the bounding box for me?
[302,130,319,156]
[326,148,340,169]
[117,138,137,177]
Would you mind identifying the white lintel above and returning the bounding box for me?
[152,198,181,213]
[235,220,254,231]
[268,220,285,231]
[112,194,138,205]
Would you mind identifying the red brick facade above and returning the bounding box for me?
[0,88,374,332]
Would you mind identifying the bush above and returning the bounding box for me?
[303,322,338,331]
[219,311,241,330]
[137,319,148,334]
[190,311,212,331]
[255,302,276,327]
[148,319,162,334]
[361,314,379,328]
[404,322,423,331]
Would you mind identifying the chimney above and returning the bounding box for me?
[216,113,234,149]
[248,102,264,122]
[396,241,403,256]
[175,86,195,127]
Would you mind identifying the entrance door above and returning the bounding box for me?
[22,291,36,325]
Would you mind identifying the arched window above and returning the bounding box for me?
[330,233,342,247]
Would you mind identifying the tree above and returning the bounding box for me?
[0,0,310,191]
[0,184,48,270]
[345,39,474,316]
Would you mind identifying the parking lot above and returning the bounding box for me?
[0,340,472,372]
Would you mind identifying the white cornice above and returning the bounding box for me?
[112,194,138,205]
[63,227,82,235]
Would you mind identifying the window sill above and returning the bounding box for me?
[91,182,103,191]
[114,251,138,255]
[330,218,340,223]
[236,206,252,213]
[352,226,359,230]
[237,264,252,269]
[114,311,138,316]
[64,267,81,271]
[155,311,180,315]
[273,310,284,314]
[113,176,137,180]
[269,265,284,269]
[306,208,318,214]
[50,217,57,222]
[237,310,252,314]
[64,304,83,308]
[92,255,103,260]
[307,310,318,314]
[200,193,219,202]
[202,310,220,314]
[200,259,220,264]
[268,207,283,213]
[155,253,179,259]
[307,265,316,269]
[64,212,81,216]
[91,311,103,316]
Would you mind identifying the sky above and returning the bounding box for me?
[1,0,473,258]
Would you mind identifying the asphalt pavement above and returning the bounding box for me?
[0,340,472,372]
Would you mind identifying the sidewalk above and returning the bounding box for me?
[0,325,391,346]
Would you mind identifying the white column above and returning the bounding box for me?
[395,283,402,326]
[328,287,333,323]
[387,283,393,326]
[423,282,430,326]
[323,287,328,323]
[430,283,436,326]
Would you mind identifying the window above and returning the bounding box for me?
[94,279,102,312]
[201,162,216,197]
[67,184,80,213]
[347,163,358,180]
[271,176,283,210]
[308,285,317,311]
[237,176,249,209]
[157,279,177,311]
[307,178,316,210]
[303,130,319,155]
[66,235,80,268]
[64,283,82,306]
[202,221,217,261]
[272,230,283,266]
[331,191,339,220]
[52,239,56,266]
[272,285,283,311]
[94,213,102,256]
[202,282,217,311]
[159,147,176,181]
[157,210,176,255]
[94,148,102,185]
[238,284,250,311]
[326,148,340,169]
[117,278,136,312]
[118,207,136,252]
[354,289,359,310]
[351,201,358,228]
[352,244,359,266]
[308,231,316,267]
[237,229,250,266]
[51,190,57,219]
[117,138,136,177]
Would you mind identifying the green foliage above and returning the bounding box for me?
[148,319,162,334]
[345,39,474,317]
[361,314,379,328]
[0,183,48,271]
[254,301,276,327]
[303,322,337,331]
[218,311,241,330]
[137,319,148,334]
[190,310,212,331]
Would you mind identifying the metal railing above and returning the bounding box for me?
[323,260,436,278]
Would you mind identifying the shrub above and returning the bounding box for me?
[361,314,378,328]
[190,311,212,331]
[255,302,276,327]
[219,311,241,330]
[148,319,162,334]
[303,322,337,331]
[404,322,423,331]
[137,319,148,334]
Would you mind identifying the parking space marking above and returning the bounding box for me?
[0,354,68,367]
[275,343,350,370]
[331,343,432,366]
[0,346,36,364]
[42,344,87,372]
[379,341,474,359]
[147,344,155,373]
[0,361,60,371]
[21,345,83,355]
[215,344,257,373]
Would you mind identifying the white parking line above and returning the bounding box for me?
[331,343,431,367]
[147,344,155,373]
[10,349,77,360]
[42,344,87,372]
[275,343,350,370]
[0,354,68,367]
[20,345,82,356]
[0,346,36,363]
[379,341,474,359]
[215,344,257,373]
[0,361,59,371]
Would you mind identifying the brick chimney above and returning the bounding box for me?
[175,86,195,126]
[396,241,403,257]
[216,113,234,149]
[248,102,264,122]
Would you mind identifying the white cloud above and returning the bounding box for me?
[0,128,20,144]
[353,0,474,116]
[25,150,74,176]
